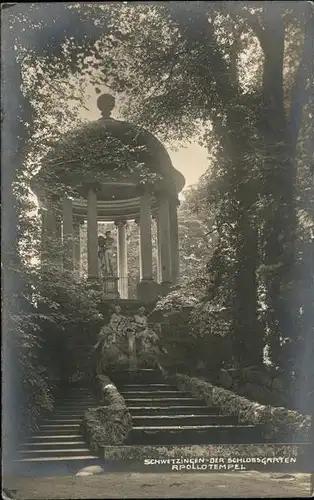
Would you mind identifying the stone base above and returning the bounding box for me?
[86,277,102,291]
[137,279,159,303]
[103,276,120,299]
[101,443,305,467]
[159,281,172,296]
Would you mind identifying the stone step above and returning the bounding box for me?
[58,389,93,394]
[55,397,96,402]
[120,384,178,391]
[123,397,206,406]
[62,388,93,394]
[41,418,83,424]
[49,412,88,418]
[40,423,81,429]
[131,415,237,426]
[27,434,83,441]
[34,427,82,436]
[120,390,192,398]
[14,455,99,463]
[52,406,94,411]
[54,401,96,406]
[127,425,262,445]
[110,371,164,384]
[54,399,96,404]
[128,405,221,416]
[111,369,159,374]
[57,393,94,398]
[53,406,96,411]
[57,398,96,402]
[115,378,166,385]
[59,386,92,390]
[20,441,86,450]
[51,410,94,415]
[18,448,92,459]
[56,397,95,401]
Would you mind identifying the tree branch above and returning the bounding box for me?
[167,2,240,112]
[144,48,187,101]
[222,2,268,53]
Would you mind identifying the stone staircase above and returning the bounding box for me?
[13,368,263,475]
[13,384,100,475]
[110,369,263,445]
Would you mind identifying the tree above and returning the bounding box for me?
[178,182,215,284]
[2,2,114,456]
[83,1,313,373]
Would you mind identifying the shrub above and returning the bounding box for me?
[169,372,311,442]
[8,311,54,437]
[82,374,132,451]
[34,267,105,382]
[152,290,233,374]
[153,289,199,315]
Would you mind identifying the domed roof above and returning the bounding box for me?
[35,94,185,198]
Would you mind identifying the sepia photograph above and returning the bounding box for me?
[2,2,314,498]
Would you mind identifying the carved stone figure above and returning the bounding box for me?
[132,306,160,367]
[92,305,162,373]
[93,304,129,373]
[98,232,115,277]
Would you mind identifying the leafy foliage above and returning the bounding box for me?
[83,374,132,449]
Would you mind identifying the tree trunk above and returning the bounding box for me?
[233,212,263,366]
[166,3,264,367]
[260,23,299,376]
[220,109,264,367]
[2,21,34,463]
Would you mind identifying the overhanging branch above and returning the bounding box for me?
[222,2,268,53]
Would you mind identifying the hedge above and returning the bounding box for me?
[81,374,132,452]
[165,371,311,442]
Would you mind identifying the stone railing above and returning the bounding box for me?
[81,374,132,452]
[161,369,311,443]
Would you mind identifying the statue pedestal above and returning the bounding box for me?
[137,279,159,303]
[103,276,120,299]
[86,277,102,291]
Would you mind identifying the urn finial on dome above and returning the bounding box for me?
[97,93,115,118]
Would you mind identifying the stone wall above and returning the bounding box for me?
[151,305,290,409]
[215,365,288,407]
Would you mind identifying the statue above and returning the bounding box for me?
[92,304,130,373]
[98,232,115,277]
[92,305,163,373]
[131,306,161,368]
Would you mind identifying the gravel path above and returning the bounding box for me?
[3,472,312,499]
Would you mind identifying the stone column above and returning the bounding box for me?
[73,218,82,277]
[153,214,162,284]
[134,216,141,275]
[115,220,128,299]
[62,196,74,270]
[55,214,63,269]
[137,191,157,302]
[139,191,153,281]
[41,196,60,264]
[169,197,180,284]
[158,194,172,287]
[87,188,98,280]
